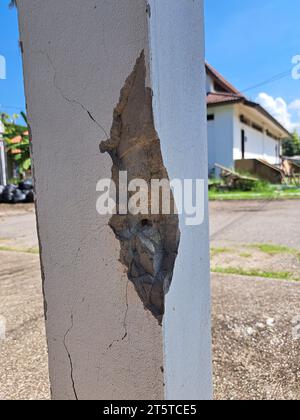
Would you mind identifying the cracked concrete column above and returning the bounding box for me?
[17,0,212,400]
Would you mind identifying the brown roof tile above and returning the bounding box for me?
[207,92,243,106]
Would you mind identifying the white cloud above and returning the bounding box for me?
[256,92,300,132]
[288,99,300,111]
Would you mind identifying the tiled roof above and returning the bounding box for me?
[207,92,244,106]
[206,64,291,137]
[205,63,243,96]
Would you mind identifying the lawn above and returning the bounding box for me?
[209,185,300,201]
[212,266,300,282]
[210,243,300,282]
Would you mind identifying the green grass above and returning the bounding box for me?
[239,252,252,258]
[210,247,233,257]
[209,185,300,201]
[0,245,39,255]
[212,266,299,281]
[249,243,300,259]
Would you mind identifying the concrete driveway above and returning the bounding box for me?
[0,201,299,400]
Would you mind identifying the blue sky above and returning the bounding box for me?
[0,2,25,121]
[205,0,300,132]
[0,0,299,130]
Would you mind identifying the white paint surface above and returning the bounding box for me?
[149,0,212,400]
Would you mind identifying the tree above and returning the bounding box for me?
[9,1,17,8]
[1,113,31,179]
[282,131,300,157]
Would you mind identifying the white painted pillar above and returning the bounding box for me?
[18,0,212,400]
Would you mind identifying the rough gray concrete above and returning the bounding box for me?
[100,52,180,323]
[0,250,50,400]
[210,200,300,250]
[0,204,38,249]
[213,274,300,400]
[0,200,300,399]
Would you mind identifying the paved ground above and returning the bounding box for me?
[210,199,300,249]
[0,201,299,400]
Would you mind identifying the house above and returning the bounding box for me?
[206,63,290,177]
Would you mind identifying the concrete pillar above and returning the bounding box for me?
[18,0,212,400]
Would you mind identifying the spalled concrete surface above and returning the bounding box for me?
[1,201,299,399]
[100,51,180,324]
[100,51,180,325]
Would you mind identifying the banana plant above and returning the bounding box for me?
[1,113,31,179]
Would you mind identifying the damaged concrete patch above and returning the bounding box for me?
[100,51,180,324]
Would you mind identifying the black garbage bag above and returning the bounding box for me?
[24,190,34,203]
[19,179,33,191]
[1,184,17,203]
[12,188,27,204]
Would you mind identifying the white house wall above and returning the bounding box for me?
[264,135,280,164]
[207,105,234,174]
[206,74,214,94]
[233,106,281,165]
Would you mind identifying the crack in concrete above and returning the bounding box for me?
[63,314,79,401]
[122,280,129,341]
[106,279,129,351]
[36,50,109,140]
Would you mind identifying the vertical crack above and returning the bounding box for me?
[106,279,129,351]
[122,280,129,341]
[63,314,78,400]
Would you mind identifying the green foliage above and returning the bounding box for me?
[0,245,39,255]
[249,243,300,259]
[211,266,299,281]
[251,179,273,192]
[282,131,300,157]
[1,113,31,179]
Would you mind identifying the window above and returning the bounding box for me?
[251,122,264,133]
[207,114,215,121]
[214,82,227,93]
[240,114,251,126]
[266,130,280,141]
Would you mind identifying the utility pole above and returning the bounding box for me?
[17,0,212,400]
